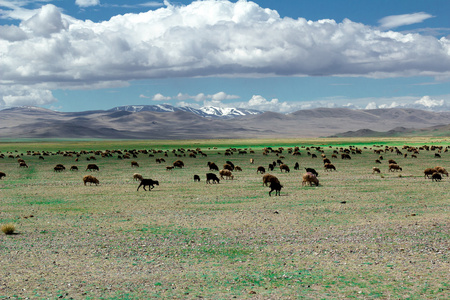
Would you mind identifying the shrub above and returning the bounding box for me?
[1,223,16,235]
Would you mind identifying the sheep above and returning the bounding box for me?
[388,164,402,172]
[435,153,441,158]
[207,162,219,171]
[262,174,280,187]
[0,172,5,179]
[372,167,381,174]
[194,175,201,182]
[279,164,290,173]
[54,166,65,172]
[223,164,233,171]
[431,172,442,182]
[133,173,143,181]
[324,163,336,171]
[219,169,234,180]
[137,179,159,191]
[268,164,274,171]
[375,159,382,164]
[302,172,319,186]
[70,166,79,171]
[173,160,184,168]
[166,166,174,171]
[435,166,449,177]
[234,166,242,171]
[225,161,235,169]
[86,164,99,171]
[323,158,331,164]
[19,162,28,168]
[388,159,397,164]
[206,173,220,184]
[256,166,266,174]
[269,181,283,196]
[83,175,99,186]
[131,161,139,167]
[250,158,254,164]
[294,162,300,170]
[304,168,318,177]
[423,168,437,178]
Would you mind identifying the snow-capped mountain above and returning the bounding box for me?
[109,104,262,118]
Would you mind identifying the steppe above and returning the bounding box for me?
[0,138,449,299]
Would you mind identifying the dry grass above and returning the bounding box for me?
[1,223,15,235]
[0,138,449,299]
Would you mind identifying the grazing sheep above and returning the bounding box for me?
[166,166,174,171]
[133,173,143,181]
[279,164,290,173]
[302,172,319,186]
[435,166,449,177]
[388,159,397,164]
[323,158,331,164]
[294,162,300,170]
[250,158,254,164]
[388,164,402,172]
[375,159,382,164]
[54,166,65,172]
[137,179,159,191]
[432,172,442,182]
[131,161,139,167]
[70,166,78,171]
[207,162,219,171]
[226,161,235,169]
[219,169,234,180]
[194,174,201,182]
[269,181,283,196]
[234,166,242,171]
[268,164,274,171]
[424,168,437,178]
[372,167,381,174]
[304,168,318,177]
[173,160,184,168]
[19,162,28,168]
[223,164,234,171]
[83,175,99,186]
[0,172,5,179]
[86,164,99,171]
[262,174,280,187]
[435,153,441,158]
[206,173,220,184]
[257,166,266,174]
[324,163,336,171]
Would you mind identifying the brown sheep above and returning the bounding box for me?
[432,172,442,182]
[219,169,234,180]
[279,164,290,173]
[70,166,79,171]
[435,166,449,177]
[302,172,319,186]
[269,181,283,196]
[223,163,234,171]
[372,167,381,174]
[133,173,143,181]
[424,168,437,178]
[375,159,382,164]
[256,166,266,174]
[54,166,65,172]
[86,164,99,171]
[131,161,139,167]
[324,163,336,171]
[166,166,174,171]
[19,162,28,168]
[388,164,402,172]
[173,160,184,168]
[206,173,220,184]
[388,159,397,164]
[194,175,201,182]
[207,162,219,171]
[0,172,5,179]
[234,166,242,171]
[262,174,280,187]
[83,175,99,186]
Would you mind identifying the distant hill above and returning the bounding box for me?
[1,106,450,139]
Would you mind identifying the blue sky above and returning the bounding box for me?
[1,0,450,112]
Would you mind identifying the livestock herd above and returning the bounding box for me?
[0,144,448,196]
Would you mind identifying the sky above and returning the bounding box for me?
[1,0,450,113]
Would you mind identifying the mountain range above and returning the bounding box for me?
[1,104,450,139]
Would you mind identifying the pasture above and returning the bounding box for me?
[0,138,449,299]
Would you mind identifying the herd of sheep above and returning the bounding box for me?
[1,144,448,197]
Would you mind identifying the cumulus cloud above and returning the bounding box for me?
[152,93,171,101]
[378,12,434,30]
[1,1,450,106]
[0,85,57,108]
[76,0,100,8]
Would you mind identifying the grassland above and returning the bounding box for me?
[0,138,449,299]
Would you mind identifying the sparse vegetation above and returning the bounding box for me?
[0,138,448,299]
[1,223,16,235]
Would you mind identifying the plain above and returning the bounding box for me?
[0,138,449,299]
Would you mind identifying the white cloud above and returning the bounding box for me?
[75,0,100,8]
[152,93,171,101]
[0,85,57,108]
[378,12,434,30]
[1,1,450,107]
[414,95,444,108]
